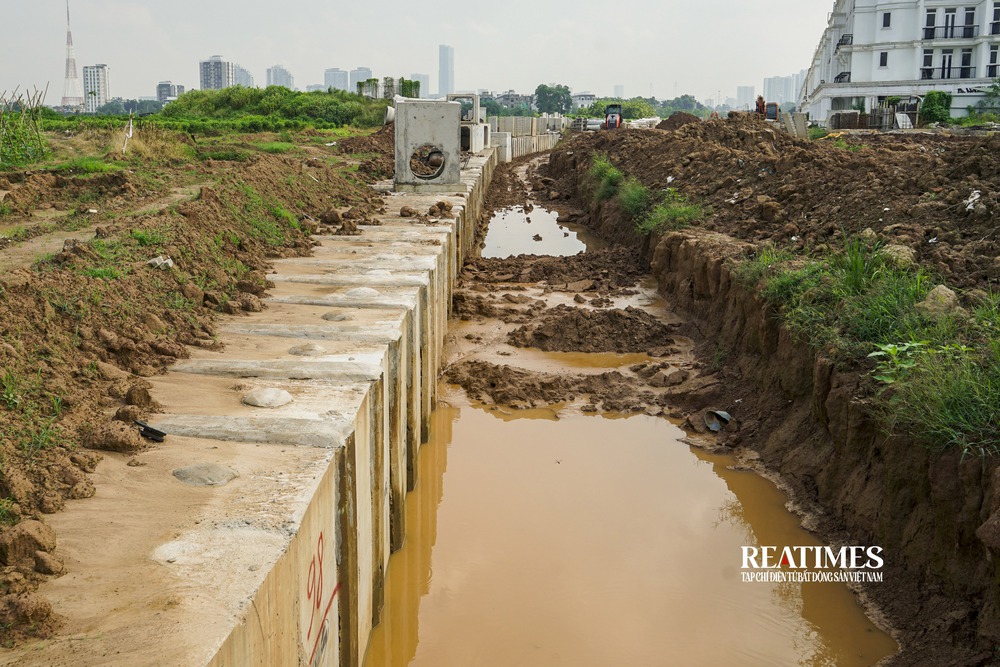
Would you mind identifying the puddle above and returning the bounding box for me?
[363,389,898,666]
[481,206,605,258]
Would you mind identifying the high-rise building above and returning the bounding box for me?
[736,85,756,108]
[61,0,83,108]
[349,67,373,94]
[157,81,185,104]
[82,64,110,113]
[802,0,1000,123]
[267,65,294,89]
[438,44,455,96]
[233,64,254,88]
[613,84,625,98]
[306,84,326,92]
[324,68,349,92]
[409,73,430,98]
[200,55,234,90]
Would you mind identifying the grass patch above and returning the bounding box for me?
[199,149,252,162]
[808,126,830,140]
[256,141,296,154]
[617,177,653,218]
[733,236,1000,456]
[52,156,121,174]
[130,228,166,247]
[636,189,705,234]
[587,153,623,202]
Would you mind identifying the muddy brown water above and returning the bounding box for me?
[364,207,898,665]
[363,391,897,666]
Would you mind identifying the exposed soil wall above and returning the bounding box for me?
[547,140,1000,666]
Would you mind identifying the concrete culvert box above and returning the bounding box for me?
[394,98,461,192]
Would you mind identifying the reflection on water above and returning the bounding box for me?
[363,390,897,667]
[480,206,605,259]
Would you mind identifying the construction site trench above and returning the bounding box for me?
[2,116,1000,666]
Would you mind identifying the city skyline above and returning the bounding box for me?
[3,1,831,105]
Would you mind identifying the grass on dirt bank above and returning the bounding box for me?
[586,153,706,234]
[732,238,1000,457]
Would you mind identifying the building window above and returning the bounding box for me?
[925,9,937,38]
[993,2,1000,34]
[922,48,935,79]
[883,12,891,28]
[879,51,889,67]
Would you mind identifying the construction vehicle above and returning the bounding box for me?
[601,103,623,129]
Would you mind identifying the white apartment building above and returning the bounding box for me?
[736,85,756,109]
[571,92,597,111]
[82,64,110,113]
[266,64,294,89]
[802,0,1000,123]
[325,68,349,92]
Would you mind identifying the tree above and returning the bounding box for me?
[921,90,952,124]
[534,84,572,114]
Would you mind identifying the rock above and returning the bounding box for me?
[38,493,64,514]
[573,294,587,304]
[532,234,542,242]
[649,367,690,387]
[289,343,327,356]
[916,285,967,319]
[880,244,917,269]
[322,312,355,322]
[95,361,129,381]
[243,388,294,408]
[146,256,174,270]
[399,206,417,218]
[125,384,159,408]
[0,520,56,565]
[760,200,783,223]
[0,593,52,625]
[235,293,264,312]
[83,422,145,453]
[34,551,64,575]
[172,463,239,487]
[565,279,595,292]
[319,208,342,225]
[114,404,144,423]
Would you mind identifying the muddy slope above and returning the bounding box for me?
[545,122,1000,665]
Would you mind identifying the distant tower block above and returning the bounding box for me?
[61,0,84,107]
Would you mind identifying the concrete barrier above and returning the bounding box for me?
[11,151,498,667]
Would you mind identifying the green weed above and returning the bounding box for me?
[53,157,121,174]
[131,229,166,246]
[256,141,295,154]
[636,189,705,234]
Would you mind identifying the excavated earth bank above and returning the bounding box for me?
[535,118,1000,666]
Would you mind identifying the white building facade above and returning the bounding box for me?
[803,0,1000,123]
[325,68,349,92]
[82,64,110,113]
[571,92,597,111]
[267,64,294,89]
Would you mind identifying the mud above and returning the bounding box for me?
[656,111,701,131]
[507,305,677,353]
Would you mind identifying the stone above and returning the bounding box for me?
[322,312,355,322]
[565,279,595,292]
[346,287,380,298]
[243,388,294,408]
[0,520,56,566]
[146,256,174,270]
[125,384,159,408]
[399,206,417,218]
[113,405,144,423]
[502,294,533,305]
[83,421,146,453]
[648,367,690,387]
[916,285,966,319]
[319,208,342,225]
[289,343,327,357]
[95,361,129,381]
[172,463,239,487]
[34,551,64,575]
[880,244,917,269]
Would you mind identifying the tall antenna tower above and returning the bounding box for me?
[61,0,83,108]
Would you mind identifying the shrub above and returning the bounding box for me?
[921,90,952,124]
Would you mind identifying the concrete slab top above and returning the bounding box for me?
[171,358,384,382]
[239,301,408,329]
[150,414,356,449]
[187,332,398,363]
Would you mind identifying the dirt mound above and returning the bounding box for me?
[656,112,700,131]
[465,246,645,291]
[548,116,1000,289]
[508,305,675,353]
[335,123,395,183]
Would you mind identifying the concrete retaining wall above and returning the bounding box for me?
[183,151,498,667]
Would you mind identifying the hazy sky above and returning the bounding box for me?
[2,0,831,104]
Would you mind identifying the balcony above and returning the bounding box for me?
[920,66,977,80]
[989,64,998,78]
[923,24,980,39]
[834,71,852,83]
[835,34,853,53]
[992,21,1000,35]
